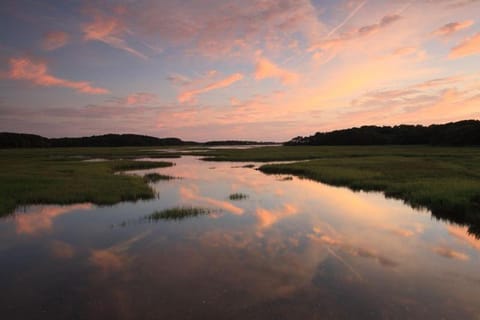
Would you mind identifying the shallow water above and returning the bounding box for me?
[1,156,480,319]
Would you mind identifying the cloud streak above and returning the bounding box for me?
[432,20,474,37]
[309,13,403,61]
[83,12,148,59]
[42,31,69,50]
[255,55,299,85]
[449,32,480,58]
[7,57,109,94]
[108,92,158,106]
[178,73,244,103]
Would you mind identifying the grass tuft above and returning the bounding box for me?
[111,161,172,171]
[143,173,176,182]
[229,193,249,200]
[146,206,212,221]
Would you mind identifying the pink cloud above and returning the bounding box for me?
[42,31,69,51]
[376,223,420,238]
[89,231,150,273]
[167,73,192,86]
[432,20,474,37]
[108,92,157,106]
[392,47,418,56]
[309,230,398,268]
[391,47,426,61]
[89,249,125,272]
[84,0,324,58]
[445,0,480,8]
[178,73,243,103]
[432,246,469,261]
[255,56,299,85]
[7,57,109,94]
[449,32,480,58]
[124,92,156,105]
[15,204,92,235]
[83,12,147,59]
[309,14,402,55]
[50,240,75,259]
[447,225,480,250]
[179,186,244,215]
[256,204,298,229]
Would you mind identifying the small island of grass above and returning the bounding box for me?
[146,207,212,221]
[229,193,249,200]
[143,173,176,182]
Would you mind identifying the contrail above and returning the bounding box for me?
[326,246,364,281]
[327,1,368,38]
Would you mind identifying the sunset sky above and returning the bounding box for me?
[1,0,479,141]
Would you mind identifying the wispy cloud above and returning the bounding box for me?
[449,32,480,58]
[432,20,474,37]
[256,204,298,229]
[80,0,325,58]
[433,246,469,260]
[41,31,69,51]
[255,55,299,85]
[309,13,403,60]
[179,186,244,215]
[15,204,92,235]
[7,57,109,94]
[178,72,244,103]
[447,225,480,250]
[83,12,148,59]
[107,92,158,106]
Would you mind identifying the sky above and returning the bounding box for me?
[0,0,479,141]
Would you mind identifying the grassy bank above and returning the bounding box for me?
[0,147,173,215]
[198,145,480,162]
[203,145,480,235]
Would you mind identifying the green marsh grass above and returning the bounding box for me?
[229,193,249,200]
[146,207,212,221]
[143,173,176,182]
[0,147,174,215]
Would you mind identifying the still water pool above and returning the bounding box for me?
[1,156,479,319]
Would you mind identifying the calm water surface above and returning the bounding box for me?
[1,156,480,319]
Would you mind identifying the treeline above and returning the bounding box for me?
[0,133,188,148]
[204,140,276,146]
[286,120,480,146]
[0,133,275,148]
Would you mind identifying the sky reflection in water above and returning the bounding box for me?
[1,156,480,319]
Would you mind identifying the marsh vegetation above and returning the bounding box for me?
[2,145,480,235]
[0,147,174,215]
[146,206,213,221]
[143,173,177,182]
[228,193,249,200]
[2,149,480,319]
[200,145,480,235]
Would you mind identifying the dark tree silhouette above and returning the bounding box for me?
[285,120,480,146]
